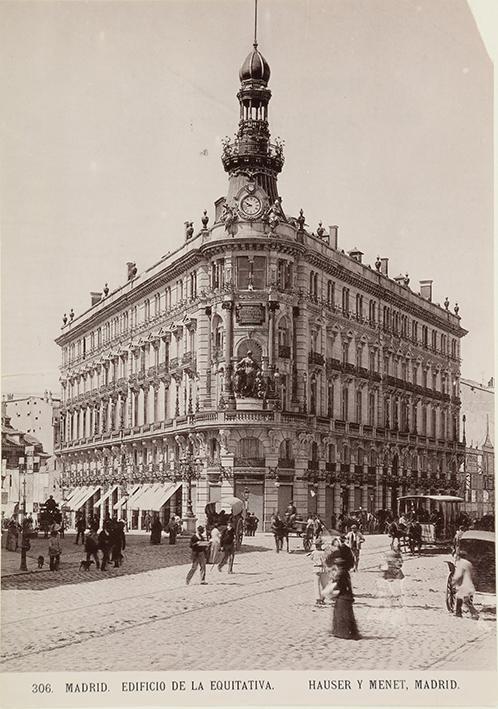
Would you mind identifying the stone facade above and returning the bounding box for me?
[55,40,467,531]
[459,377,494,517]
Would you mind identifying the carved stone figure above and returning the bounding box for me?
[232,350,260,397]
[221,203,238,233]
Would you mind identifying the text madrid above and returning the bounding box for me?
[308,679,459,691]
[65,680,274,694]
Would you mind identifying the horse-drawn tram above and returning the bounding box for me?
[395,494,463,551]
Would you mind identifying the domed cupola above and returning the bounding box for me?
[239,45,271,84]
[221,4,284,205]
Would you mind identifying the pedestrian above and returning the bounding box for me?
[377,541,408,626]
[74,514,86,545]
[186,525,209,585]
[218,521,236,573]
[326,535,355,572]
[144,512,152,533]
[309,538,329,606]
[453,525,465,558]
[5,517,19,551]
[452,550,479,619]
[270,512,284,553]
[324,559,360,639]
[48,530,62,571]
[167,514,178,545]
[251,513,259,535]
[209,524,221,563]
[346,524,365,571]
[85,528,100,569]
[110,518,126,567]
[98,527,111,571]
[150,515,163,545]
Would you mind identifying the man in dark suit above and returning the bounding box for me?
[186,526,208,585]
[218,521,236,573]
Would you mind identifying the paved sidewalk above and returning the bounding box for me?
[1,534,495,672]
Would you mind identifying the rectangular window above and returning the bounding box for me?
[237,256,266,289]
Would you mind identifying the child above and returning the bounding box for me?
[309,539,329,606]
[48,530,62,571]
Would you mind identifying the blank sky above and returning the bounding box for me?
[1,0,493,395]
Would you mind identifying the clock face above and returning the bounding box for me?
[240,195,262,217]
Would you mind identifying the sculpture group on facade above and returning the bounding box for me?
[232,351,261,398]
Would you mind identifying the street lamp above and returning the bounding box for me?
[172,453,202,519]
[18,457,28,571]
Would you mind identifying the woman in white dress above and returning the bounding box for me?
[209,524,221,563]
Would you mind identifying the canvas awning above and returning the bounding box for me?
[93,485,118,509]
[70,486,100,511]
[113,484,140,511]
[126,483,152,510]
[63,486,86,507]
[65,486,90,510]
[140,482,182,512]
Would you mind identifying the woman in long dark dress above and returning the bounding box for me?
[330,560,360,639]
[150,516,163,545]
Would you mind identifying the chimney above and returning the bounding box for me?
[329,225,338,249]
[380,258,389,276]
[348,247,363,264]
[90,292,102,306]
[419,280,433,301]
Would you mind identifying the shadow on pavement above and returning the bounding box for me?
[1,538,273,591]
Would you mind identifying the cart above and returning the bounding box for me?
[445,529,496,613]
[205,497,245,551]
[282,515,315,551]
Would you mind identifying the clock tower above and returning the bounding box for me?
[221,36,284,211]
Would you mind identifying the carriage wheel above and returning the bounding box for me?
[446,572,456,612]
[303,535,312,552]
[235,518,244,551]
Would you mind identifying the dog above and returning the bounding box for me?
[79,559,94,571]
[37,555,44,569]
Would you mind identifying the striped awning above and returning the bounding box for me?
[94,485,118,509]
[70,486,100,511]
[113,484,140,511]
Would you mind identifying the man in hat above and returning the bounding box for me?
[218,520,236,574]
[186,526,209,585]
[346,524,365,571]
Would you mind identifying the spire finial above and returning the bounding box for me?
[254,0,258,48]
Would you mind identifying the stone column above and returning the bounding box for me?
[222,299,235,409]
[201,306,212,409]
[294,455,309,520]
[334,478,342,518]
[375,464,383,511]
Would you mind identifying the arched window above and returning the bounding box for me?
[277,317,290,348]
[327,280,335,306]
[356,388,363,423]
[342,385,349,420]
[311,441,319,461]
[279,439,294,466]
[368,391,375,426]
[327,381,334,417]
[310,376,317,414]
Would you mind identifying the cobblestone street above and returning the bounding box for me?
[1,534,495,672]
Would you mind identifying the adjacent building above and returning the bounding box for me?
[459,377,494,518]
[1,403,51,522]
[55,33,467,531]
[3,392,62,500]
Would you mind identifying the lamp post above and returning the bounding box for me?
[173,453,202,532]
[18,456,28,571]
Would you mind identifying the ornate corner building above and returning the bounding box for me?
[55,37,467,531]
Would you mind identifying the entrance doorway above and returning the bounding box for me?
[234,480,264,529]
[277,484,293,514]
